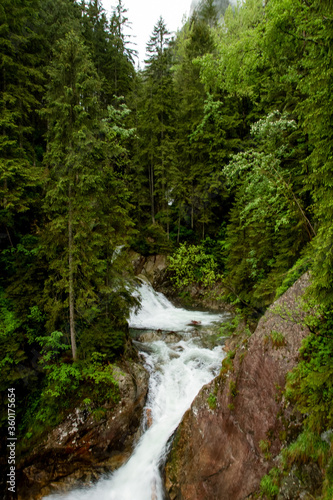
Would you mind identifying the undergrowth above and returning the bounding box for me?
[259,308,333,498]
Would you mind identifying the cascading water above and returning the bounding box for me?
[129,281,225,331]
[45,282,229,500]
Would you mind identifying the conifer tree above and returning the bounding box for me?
[108,0,136,99]
[138,18,176,234]
[43,31,102,359]
[0,0,42,250]
[172,13,216,240]
[43,29,135,359]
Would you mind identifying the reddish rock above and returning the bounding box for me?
[164,274,310,500]
[17,361,149,500]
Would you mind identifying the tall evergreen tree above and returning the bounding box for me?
[43,31,103,359]
[172,13,217,240]
[0,0,43,253]
[108,0,136,99]
[136,18,176,235]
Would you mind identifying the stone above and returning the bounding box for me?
[164,274,311,500]
[17,361,149,500]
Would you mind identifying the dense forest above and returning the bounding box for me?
[1,0,333,497]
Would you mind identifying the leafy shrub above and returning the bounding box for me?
[78,318,127,360]
[201,224,227,269]
[259,439,272,460]
[286,326,333,433]
[82,352,120,405]
[220,349,236,375]
[259,439,271,454]
[168,243,219,288]
[219,309,242,337]
[275,256,310,299]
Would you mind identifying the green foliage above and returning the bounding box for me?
[0,290,27,392]
[38,362,82,403]
[2,4,333,498]
[33,350,119,427]
[219,309,247,337]
[168,243,219,288]
[259,439,271,455]
[36,331,69,363]
[285,327,333,434]
[228,379,238,398]
[131,224,173,256]
[282,430,329,469]
[269,330,286,348]
[82,352,120,405]
[207,393,217,409]
[220,349,235,375]
[222,110,310,309]
[259,439,272,460]
[275,256,311,299]
[260,467,280,498]
[0,0,43,233]
[78,319,126,361]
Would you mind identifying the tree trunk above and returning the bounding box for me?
[191,183,194,229]
[68,185,77,361]
[177,216,181,244]
[149,154,155,224]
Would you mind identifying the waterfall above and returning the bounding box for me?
[45,282,228,500]
[129,280,225,331]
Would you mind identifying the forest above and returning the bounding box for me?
[1,0,333,497]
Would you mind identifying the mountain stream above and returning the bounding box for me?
[46,282,229,500]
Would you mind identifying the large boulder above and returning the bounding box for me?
[130,252,168,287]
[17,361,149,499]
[164,274,310,500]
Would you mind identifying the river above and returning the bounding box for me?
[45,282,229,500]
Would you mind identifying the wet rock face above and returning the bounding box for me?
[17,361,149,500]
[138,330,182,344]
[164,274,310,500]
[131,251,232,313]
[131,252,168,287]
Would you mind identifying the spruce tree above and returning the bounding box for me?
[0,0,42,250]
[108,0,136,99]
[43,31,105,359]
[43,29,135,359]
[138,18,176,234]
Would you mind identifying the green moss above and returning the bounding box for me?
[207,393,217,409]
[270,330,286,348]
[259,439,272,460]
[229,379,238,398]
[220,350,235,375]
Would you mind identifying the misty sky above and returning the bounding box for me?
[103,0,197,66]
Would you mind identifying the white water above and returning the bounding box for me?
[129,281,224,331]
[45,283,227,500]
